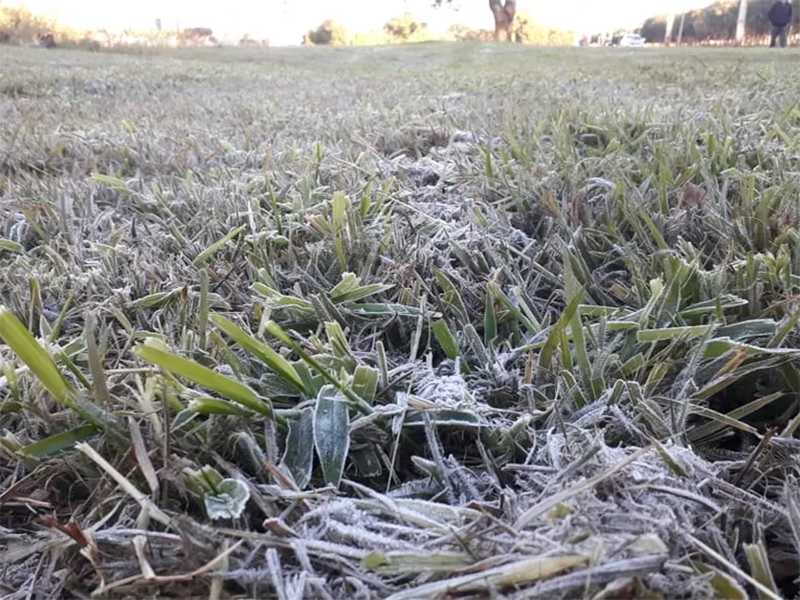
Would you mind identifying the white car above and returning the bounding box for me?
[618,34,645,48]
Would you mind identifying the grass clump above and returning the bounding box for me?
[1,43,800,599]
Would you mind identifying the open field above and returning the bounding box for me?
[2,42,800,598]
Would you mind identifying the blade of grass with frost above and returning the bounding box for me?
[324,321,356,370]
[716,319,778,341]
[744,542,779,600]
[691,355,791,401]
[656,261,688,326]
[769,303,800,348]
[264,321,372,415]
[133,341,273,417]
[48,292,74,342]
[688,392,784,442]
[688,535,781,600]
[314,386,350,489]
[251,283,314,315]
[211,315,307,395]
[85,314,110,407]
[638,278,665,327]
[487,282,537,334]
[662,400,759,436]
[346,303,435,318]
[564,249,596,399]
[432,268,469,324]
[0,238,23,253]
[484,290,497,346]
[193,225,245,267]
[537,290,584,376]
[91,173,133,194]
[637,325,714,343]
[328,272,393,304]
[680,296,748,319]
[0,306,71,404]
[692,563,748,600]
[198,269,209,349]
[188,397,249,416]
[282,407,314,489]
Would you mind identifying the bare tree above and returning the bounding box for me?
[489,0,516,41]
[664,12,675,44]
[736,0,748,43]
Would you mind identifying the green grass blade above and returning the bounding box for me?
[133,340,272,417]
[193,225,246,267]
[0,306,71,404]
[21,425,99,458]
[0,238,23,253]
[211,315,307,395]
[432,320,459,361]
[264,321,372,415]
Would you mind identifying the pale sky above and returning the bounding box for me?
[8,1,713,45]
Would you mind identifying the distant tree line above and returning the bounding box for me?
[641,0,798,43]
[303,11,573,46]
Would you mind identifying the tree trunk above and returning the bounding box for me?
[736,0,748,44]
[665,13,675,44]
[489,0,516,42]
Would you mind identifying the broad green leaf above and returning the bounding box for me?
[204,478,251,520]
[0,306,71,404]
[185,465,250,519]
[211,315,306,394]
[352,365,379,403]
[134,341,272,416]
[313,386,350,489]
[282,407,314,489]
[21,425,98,458]
[193,225,245,267]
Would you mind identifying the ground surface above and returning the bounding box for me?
[1,42,800,599]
